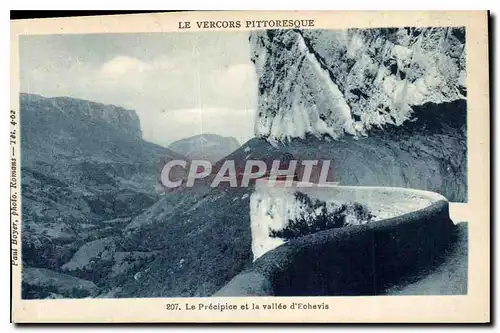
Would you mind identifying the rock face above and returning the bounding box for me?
[20,94,180,298]
[21,93,145,162]
[250,28,466,141]
[249,28,467,202]
[169,134,240,163]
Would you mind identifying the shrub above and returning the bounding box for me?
[269,192,374,240]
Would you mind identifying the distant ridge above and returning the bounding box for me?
[169,133,240,163]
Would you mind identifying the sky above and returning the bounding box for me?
[19,32,258,146]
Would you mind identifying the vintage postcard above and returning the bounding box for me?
[10,11,490,323]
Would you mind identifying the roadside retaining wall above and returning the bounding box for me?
[214,195,455,296]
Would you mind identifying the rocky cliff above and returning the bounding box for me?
[251,28,466,141]
[249,28,467,202]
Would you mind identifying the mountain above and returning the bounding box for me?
[20,93,182,298]
[169,134,240,163]
[20,93,172,165]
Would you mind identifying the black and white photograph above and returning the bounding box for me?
[9,11,490,323]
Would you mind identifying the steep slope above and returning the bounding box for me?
[251,28,465,141]
[115,186,253,297]
[169,134,240,163]
[20,94,181,297]
[249,28,466,202]
[216,99,465,202]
